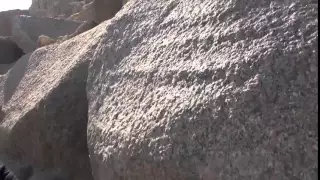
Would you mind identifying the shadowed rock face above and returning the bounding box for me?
[0,10,29,37]
[86,0,318,179]
[92,0,123,23]
[0,37,25,64]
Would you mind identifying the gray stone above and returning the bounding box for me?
[0,36,25,64]
[11,15,81,53]
[0,27,99,179]
[0,63,15,75]
[0,10,29,37]
[0,0,317,180]
[86,0,318,179]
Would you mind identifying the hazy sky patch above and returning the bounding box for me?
[0,0,32,11]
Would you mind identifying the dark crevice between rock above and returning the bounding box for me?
[0,36,25,75]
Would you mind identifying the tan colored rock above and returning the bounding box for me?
[37,35,56,48]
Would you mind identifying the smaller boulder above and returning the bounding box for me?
[0,36,25,64]
[37,35,56,48]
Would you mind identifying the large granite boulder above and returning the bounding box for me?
[11,15,81,53]
[0,36,25,64]
[86,0,318,180]
[0,10,29,37]
[0,25,102,179]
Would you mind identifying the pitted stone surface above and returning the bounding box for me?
[86,0,318,179]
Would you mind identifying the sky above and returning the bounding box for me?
[0,0,32,11]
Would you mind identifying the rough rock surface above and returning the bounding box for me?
[0,25,102,179]
[0,37,25,64]
[87,0,318,180]
[11,15,81,53]
[0,10,29,37]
